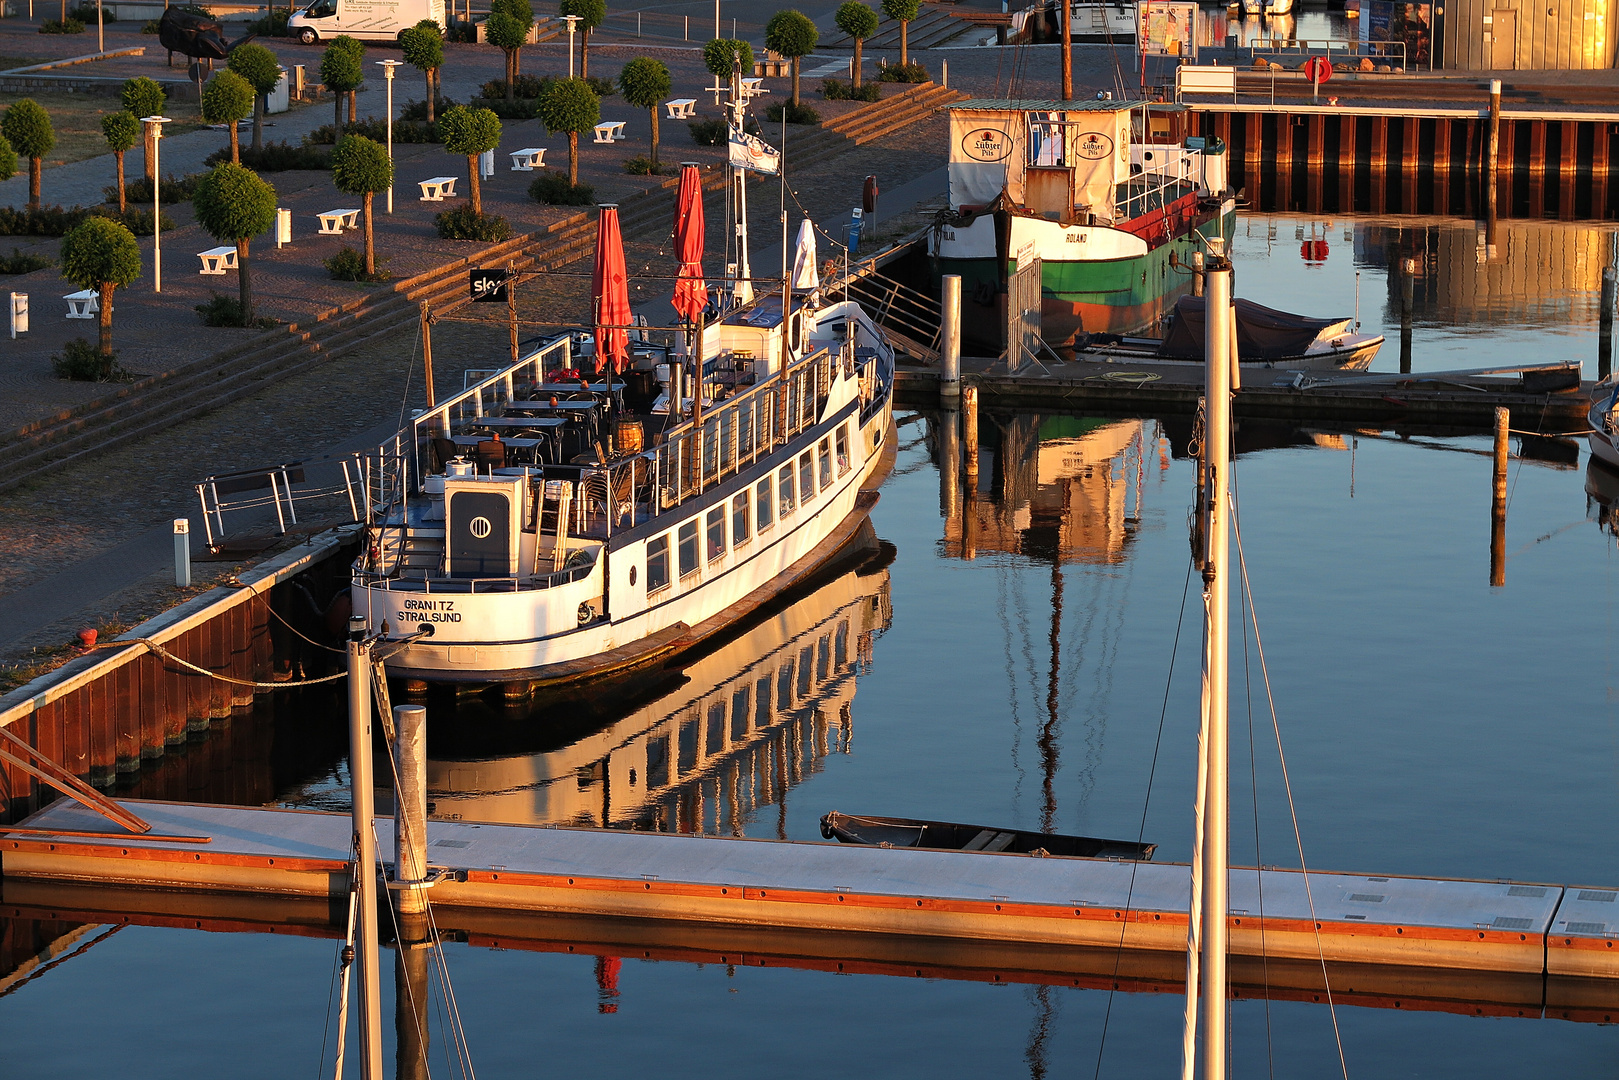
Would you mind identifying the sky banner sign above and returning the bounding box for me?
[729,126,781,175]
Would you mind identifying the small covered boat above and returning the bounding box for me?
[1589,375,1619,471]
[1079,294,1383,371]
[819,811,1155,860]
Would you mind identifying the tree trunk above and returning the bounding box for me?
[791,57,800,106]
[334,92,344,131]
[237,238,252,323]
[97,282,114,365]
[853,38,864,88]
[28,157,40,209]
[467,153,481,215]
[252,95,264,150]
[568,131,578,186]
[114,150,126,214]
[143,126,156,182]
[362,190,375,275]
[513,42,521,80]
[59,0,64,21]
[506,50,515,99]
[348,89,357,124]
[900,20,909,67]
[581,28,591,80]
[650,105,659,168]
[229,120,240,163]
[425,70,435,122]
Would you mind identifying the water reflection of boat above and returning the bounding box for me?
[1079,295,1383,371]
[1584,455,1619,535]
[819,811,1155,859]
[403,541,894,834]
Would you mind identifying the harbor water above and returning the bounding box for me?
[1,211,1617,1076]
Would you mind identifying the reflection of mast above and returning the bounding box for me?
[1039,557,1062,836]
[1024,984,1056,1080]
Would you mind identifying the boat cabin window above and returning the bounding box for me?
[1027,112,1068,167]
[678,520,699,579]
[836,425,850,475]
[818,438,833,489]
[732,492,751,546]
[706,507,726,562]
[778,464,796,518]
[647,535,670,594]
[798,452,816,502]
[757,475,775,531]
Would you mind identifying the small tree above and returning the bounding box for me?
[2,100,54,209]
[0,136,16,184]
[765,10,818,107]
[400,20,444,122]
[702,38,754,84]
[192,162,278,324]
[320,41,365,128]
[60,217,140,365]
[559,0,606,80]
[227,43,282,152]
[881,0,921,67]
[333,35,367,124]
[835,2,878,88]
[536,77,598,187]
[330,134,393,277]
[618,58,670,169]
[485,14,527,99]
[437,104,502,215]
[121,77,165,182]
[100,111,139,213]
[201,70,255,165]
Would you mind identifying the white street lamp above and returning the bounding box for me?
[561,14,581,80]
[142,115,172,293]
[376,59,401,213]
[714,0,719,39]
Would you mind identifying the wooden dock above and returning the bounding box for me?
[3,798,1615,981]
[896,362,1590,427]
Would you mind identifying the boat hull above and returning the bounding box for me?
[1590,395,1619,470]
[1083,334,1384,372]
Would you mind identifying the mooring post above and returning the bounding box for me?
[173,518,191,587]
[1601,266,1615,380]
[1400,257,1416,374]
[939,404,960,526]
[962,385,979,562]
[393,704,428,916]
[940,274,961,403]
[395,922,431,1080]
[1491,406,1509,588]
[1192,250,1205,298]
[346,617,385,1080]
[1487,79,1502,224]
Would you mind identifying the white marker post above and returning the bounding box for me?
[9,292,26,339]
[173,518,191,587]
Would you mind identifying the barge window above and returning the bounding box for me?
[798,452,815,502]
[836,425,850,475]
[678,520,699,578]
[757,475,775,530]
[818,438,833,489]
[707,507,726,562]
[778,464,796,517]
[732,492,751,546]
[646,535,670,594]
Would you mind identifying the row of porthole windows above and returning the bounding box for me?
[645,424,852,596]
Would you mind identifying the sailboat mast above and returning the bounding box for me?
[730,58,753,307]
[346,616,385,1080]
[1200,250,1233,1080]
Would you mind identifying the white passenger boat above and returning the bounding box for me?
[350,300,896,688]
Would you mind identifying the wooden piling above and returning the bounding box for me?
[1400,118,1420,212]
[1400,258,1416,375]
[1491,406,1509,588]
[1434,119,1452,215]
[1527,120,1547,218]
[1488,80,1502,222]
[1370,117,1389,213]
[394,704,429,916]
[1600,267,1615,380]
[1244,113,1263,187]
[1559,122,1578,219]
[1596,124,1612,218]
[1274,114,1294,210]
[1336,115,1355,211]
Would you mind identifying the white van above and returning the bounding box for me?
[289,0,444,44]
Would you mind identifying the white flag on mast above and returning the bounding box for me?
[728,125,780,175]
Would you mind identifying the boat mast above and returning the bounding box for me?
[346,616,385,1080]
[730,57,753,307]
[1200,248,1233,1080]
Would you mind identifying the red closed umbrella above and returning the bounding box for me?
[671,163,706,324]
[592,204,631,374]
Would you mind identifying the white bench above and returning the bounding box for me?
[197,245,238,275]
[592,121,627,144]
[418,175,458,201]
[317,208,361,234]
[63,289,100,319]
[666,98,697,120]
[508,147,546,171]
[1176,65,1237,102]
[741,77,765,99]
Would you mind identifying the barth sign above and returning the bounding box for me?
[960,127,1012,162]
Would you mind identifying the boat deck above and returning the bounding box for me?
[3,799,1614,978]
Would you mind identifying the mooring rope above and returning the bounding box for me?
[91,637,350,688]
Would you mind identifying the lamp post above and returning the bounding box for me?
[142,115,172,293]
[376,59,401,213]
[562,14,580,79]
[714,0,719,39]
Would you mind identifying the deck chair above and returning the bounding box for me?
[430,437,461,472]
[475,439,507,472]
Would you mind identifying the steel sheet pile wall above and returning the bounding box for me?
[0,533,354,824]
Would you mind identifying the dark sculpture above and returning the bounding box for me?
[156,7,256,61]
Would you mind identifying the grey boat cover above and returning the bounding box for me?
[1156,295,1346,361]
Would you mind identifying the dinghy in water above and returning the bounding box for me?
[820,811,1155,860]
[1079,294,1383,371]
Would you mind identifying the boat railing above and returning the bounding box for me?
[194,451,376,551]
[564,343,845,540]
[360,557,597,592]
[1118,148,1200,222]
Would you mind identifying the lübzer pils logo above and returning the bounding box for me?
[1076,132,1114,160]
[961,127,1012,162]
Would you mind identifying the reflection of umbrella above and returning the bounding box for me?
[790,219,819,291]
[671,164,706,324]
[592,205,631,374]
